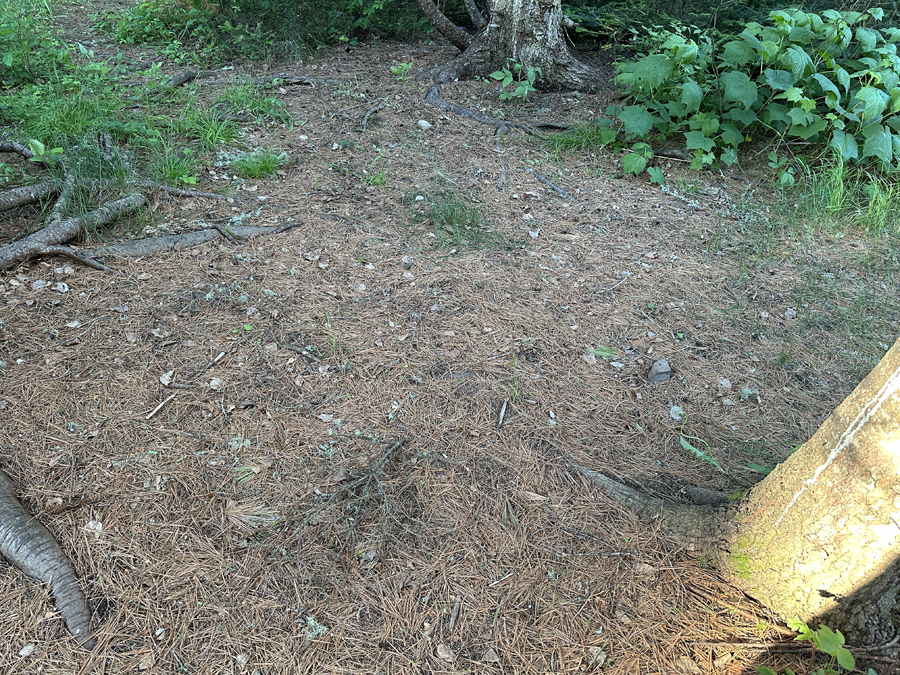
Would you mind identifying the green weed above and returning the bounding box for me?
[490,60,541,101]
[424,192,504,249]
[155,147,198,185]
[215,81,293,127]
[232,148,289,179]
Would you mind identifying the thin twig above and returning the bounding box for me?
[448,595,462,633]
[494,132,506,192]
[145,393,177,420]
[361,104,384,131]
[188,351,226,382]
[526,168,575,201]
[497,400,508,428]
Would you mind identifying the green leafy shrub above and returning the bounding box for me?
[604,7,900,179]
[0,0,69,87]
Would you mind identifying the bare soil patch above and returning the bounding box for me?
[1,5,898,674]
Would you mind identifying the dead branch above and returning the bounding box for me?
[412,0,472,49]
[0,181,58,212]
[0,141,35,159]
[361,104,384,132]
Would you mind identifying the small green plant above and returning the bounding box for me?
[678,414,723,472]
[489,60,541,101]
[195,115,240,150]
[215,81,293,127]
[758,619,875,675]
[424,192,504,249]
[362,152,386,186]
[25,139,63,164]
[390,62,411,82]
[155,147,198,185]
[232,148,289,179]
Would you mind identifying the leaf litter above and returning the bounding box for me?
[0,7,898,675]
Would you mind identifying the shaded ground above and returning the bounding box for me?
[1,4,899,674]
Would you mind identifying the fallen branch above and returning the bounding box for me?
[361,104,384,132]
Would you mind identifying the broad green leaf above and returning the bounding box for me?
[815,625,845,655]
[854,86,888,120]
[617,106,656,137]
[622,151,648,174]
[600,127,619,145]
[812,73,840,98]
[723,40,756,66]
[764,68,795,90]
[862,123,893,163]
[726,107,759,126]
[789,117,827,139]
[647,166,666,185]
[684,130,715,151]
[834,66,850,91]
[855,26,878,52]
[633,53,674,91]
[780,45,814,77]
[739,29,762,51]
[835,645,855,670]
[868,7,885,21]
[720,123,744,146]
[756,668,778,675]
[681,79,703,113]
[701,115,720,136]
[721,71,758,109]
[762,102,791,125]
[720,147,739,166]
[829,129,859,161]
[787,107,818,126]
[783,86,804,102]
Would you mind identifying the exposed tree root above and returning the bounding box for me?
[0,181,58,212]
[0,193,148,271]
[0,135,256,271]
[425,85,546,138]
[569,462,731,556]
[525,167,576,200]
[86,222,300,261]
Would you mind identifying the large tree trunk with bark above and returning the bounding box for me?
[579,337,900,647]
[417,0,608,90]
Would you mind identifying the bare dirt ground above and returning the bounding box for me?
[1,4,899,674]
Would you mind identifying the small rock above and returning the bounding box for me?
[648,359,671,382]
[19,643,36,657]
[436,644,454,662]
[586,646,606,670]
[417,119,433,130]
[481,647,501,663]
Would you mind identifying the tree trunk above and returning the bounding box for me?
[580,337,900,647]
[421,0,608,91]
